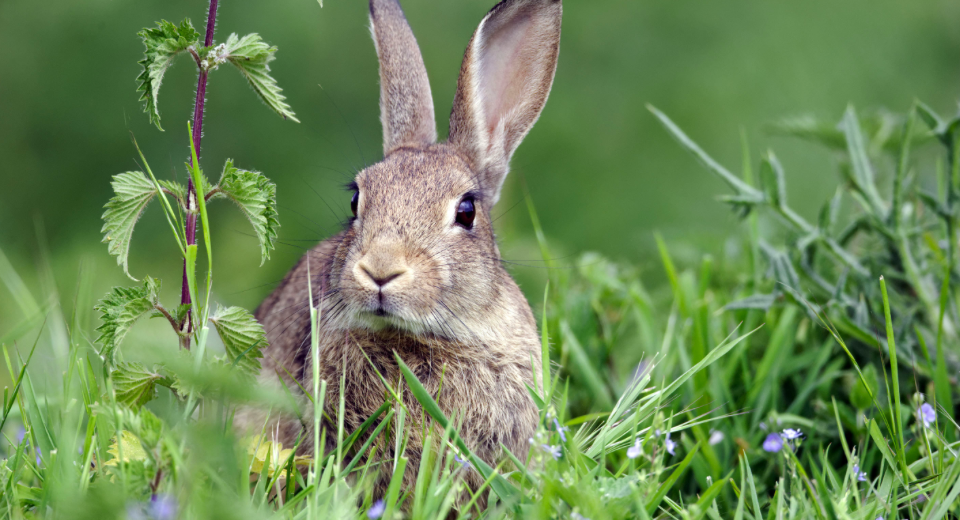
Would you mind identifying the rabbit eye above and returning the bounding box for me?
[350,191,359,216]
[455,196,476,229]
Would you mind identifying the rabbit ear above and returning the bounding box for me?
[448,0,562,204]
[369,0,437,155]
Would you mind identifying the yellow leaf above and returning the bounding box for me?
[104,430,148,466]
[245,436,310,478]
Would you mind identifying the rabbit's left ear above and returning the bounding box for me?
[370,0,437,155]
[448,0,562,205]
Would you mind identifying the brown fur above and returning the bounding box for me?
[238,0,562,507]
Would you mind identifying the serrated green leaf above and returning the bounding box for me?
[209,160,280,264]
[158,179,186,206]
[222,33,299,122]
[209,305,266,379]
[245,436,311,478]
[101,172,159,279]
[113,362,163,409]
[94,278,161,363]
[104,430,148,466]
[137,19,201,130]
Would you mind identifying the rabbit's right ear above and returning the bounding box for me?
[370,0,437,155]
[448,0,562,205]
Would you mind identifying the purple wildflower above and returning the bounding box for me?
[149,495,177,520]
[664,435,676,456]
[781,428,803,441]
[762,433,783,453]
[917,403,936,428]
[553,418,569,443]
[16,427,26,444]
[626,437,643,459]
[541,444,562,460]
[453,453,471,469]
[367,499,385,519]
[852,464,867,482]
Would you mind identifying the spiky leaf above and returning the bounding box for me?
[209,305,266,379]
[245,436,311,478]
[209,160,279,264]
[222,33,299,122]
[104,430,148,466]
[101,172,159,279]
[136,19,201,130]
[113,362,164,408]
[94,278,162,363]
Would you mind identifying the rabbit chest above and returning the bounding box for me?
[309,326,540,473]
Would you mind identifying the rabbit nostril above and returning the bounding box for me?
[361,266,406,288]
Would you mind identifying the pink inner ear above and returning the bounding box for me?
[478,11,537,142]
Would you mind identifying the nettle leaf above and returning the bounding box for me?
[102,172,159,279]
[209,305,266,379]
[245,435,311,478]
[158,179,186,207]
[104,430,149,466]
[113,362,164,409]
[137,19,201,130]
[222,33,299,122]
[209,160,279,264]
[94,278,162,363]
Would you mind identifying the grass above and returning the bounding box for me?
[2,101,960,518]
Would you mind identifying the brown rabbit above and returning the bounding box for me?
[242,0,562,503]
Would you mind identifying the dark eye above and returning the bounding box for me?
[350,191,359,216]
[456,196,476,229]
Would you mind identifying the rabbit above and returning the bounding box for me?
[239,0,562,505]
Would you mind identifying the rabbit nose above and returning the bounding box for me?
[355,250,409,289]
[360,265,406,288]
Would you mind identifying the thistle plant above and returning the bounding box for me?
[649,102,960,419]
[97,0,293,405]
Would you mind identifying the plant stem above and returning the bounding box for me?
[180,0,219,350]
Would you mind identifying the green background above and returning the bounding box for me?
[1,0,959,347]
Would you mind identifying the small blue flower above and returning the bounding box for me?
[16,427,26,444]
[553,418,569,443]
[149,494,177,520]
[367,499,386,519]
[852,464,867,482]
[917,403,936,429]
[664,435,676,456]
[626,437,643,459]
[453,453,471,469]
[781,428,803,441]
[541,444,562,460]
[762,433,783,453]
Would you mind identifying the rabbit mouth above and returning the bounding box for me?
[355,308,424,334]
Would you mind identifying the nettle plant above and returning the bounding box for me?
[97,1,294,407]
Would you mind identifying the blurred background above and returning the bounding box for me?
[2,0,960,367]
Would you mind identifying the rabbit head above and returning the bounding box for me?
[325,0,562,342]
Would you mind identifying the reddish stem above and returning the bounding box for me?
[180,0,219,349]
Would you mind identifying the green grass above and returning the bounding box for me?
[3,100,960,518]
